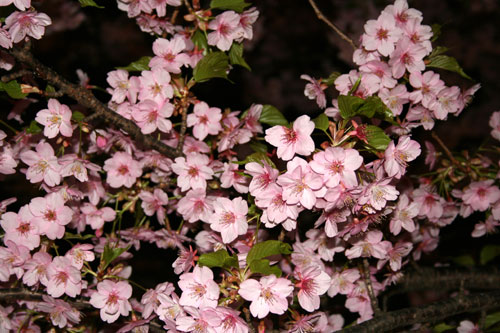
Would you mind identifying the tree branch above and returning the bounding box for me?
[343,290,500,332]
[0,288,92,310]
[9,42,182,159]
[307,0,357,50]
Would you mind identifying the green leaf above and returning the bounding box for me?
[357,96,397,124]
[193,52,229,82]
[0,80,27,99]
[239,152,275,169]
[428,46,449,58]
[229,43,251,71]
[210,0,250,12]
[322,71,341,86]
[433,322,454,333]
[427,55,472,80]
[259,104,289,126]
[312,113,329,132]
[64,232,94,240]
[452,254,475,267]
[485,311,500,329]
[431,23,442,42]
[46,84,56,93]
[101,243,130,270]
[117,56,152,72]
[348,76,362,96]
[338,94,364,120]
[365,125,391,151]
[480,244,500,265]
[249,258,282,277]
[198,249,239,269]
[246,240,292,264]
[78,0,104,8]
[72,111,85,123]
[249,141,268,153]
[191,30,209,55]
[26,120,42,134]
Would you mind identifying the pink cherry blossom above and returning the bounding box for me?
[0,0,30,11]
[178,266,219,308]
[378,84,408,116]
[472,215,500,238]
[238,275,293,318]
[171,153,214,192]
[327,268,360,297]
[389,37,427,79]
[294,265,331,312]
[345,230,390,259]
[430,85,462,119]
[20,141,62,187]
[242,104,263,134]
[335,70,379,97]
[0,241,30,281]
[236,7,259,41]
[383,0,423,28]
[150,35,190,73]
[103,151,142,188]
[46,256,83,298]
[277,157,325,210]
[310,147,363,188]
[359,60,397,90]
[36,295,81,328]
[65,243,95,269]
[265,115,315,161]
[207,11,241,51]
[106,69,139,104]
[0,145,17,175]
[157,292,184,322]
[22,251,51,287]
[216,307,248,333]
[133,99,174,134]
[384,136,421,179]
[35,99,73,138]
[139,188,169,223]
[149,0,181,17]
[209,197,248,244]
[489,111,500,141]
[138,67,174,103]
[255,185,300,225]
[1,205,39,250]
[403,18,432,53]
[5,11,52,43]
[301,74,327,109]
[245,161,279,197]
[187,101,223,140]
[90,280,133,323]
[358,178,399,211]
[81,203,116,230]
[390,193,419,235]
[377,241,412,271]
[175,306,222,333]
[362,12,401,57]
[457,320,479,333]
[412,185,445,220]
[141,282,175,318]
[30,193,73,240]
[177,188,215,223]
[314,206,351,238]
[462,180,500,212]
[220,160,249,194]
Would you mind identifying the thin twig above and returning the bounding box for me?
[0,288,92,310]
[431,131,462,169]
[307,0,357,50]
[361,259,381,316]
[176,101,189,156]
[9,42,182,159]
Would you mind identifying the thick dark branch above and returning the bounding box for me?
[344,290,500,332]
[9,42,181,159]
[0,288,92,310]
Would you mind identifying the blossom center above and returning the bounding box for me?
[44,209,57,221]
[118,165,129,175]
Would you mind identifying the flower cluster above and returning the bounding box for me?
[0,0,497,332]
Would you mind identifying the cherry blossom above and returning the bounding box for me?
[22,251,51,287]
[20,141,62,187]
[139,188,169,223]
[489,111,500,141]
[133,99,174,134]
[209,197,248,244]
[138,67,174,103]
[65,243,95,269]
[106,69,139,104]
[389,37,427,79]
[178,266,219,308]
[1,204,39,250]
[46,256,83,298]
[186,101,223,141]
[171,153,214,192]
[310,147,363,188]
[239,275,293,318]
[35,99,73,138]
[36,295,81,328]
[149,35,190,73]
[177,188,215,223]
[301,74,327,109]
[384,136,421,179]
[0,241,30,281]
[103,152,142,188]
[362,11,401,57]
[30,193,73,240]
[4,11,52,43]
[265,115,315,161]
[90,280,133,323]
[345,230,390,259]
[81,203,116,230]
[294,265,331,312]
[207,11,241,51]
